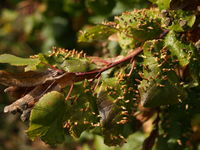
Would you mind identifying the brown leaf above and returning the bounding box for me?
[56,72,76,88]
[4,82,61,114]
[4,86,33,99]
[0,70,59,87]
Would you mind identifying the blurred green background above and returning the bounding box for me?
[0,0,150,149]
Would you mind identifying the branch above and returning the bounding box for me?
[74,47,143,82]
[2,47,143,118]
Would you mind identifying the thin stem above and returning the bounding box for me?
[92,75,101,91]
[126,60,136,77]
[65,82,74,101]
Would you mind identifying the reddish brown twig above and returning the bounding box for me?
[58,47,142,100]
[74,47,143,81]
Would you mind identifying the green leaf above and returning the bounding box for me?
[64,82,99,138]
[149,0,171,9]
[26,91,66,145]
[61,59,97,72]
[117,32,136,54]
[116,132,146,150]
[189,54,200,86]
[97,90,119,127]
[78,25,117,43]
[96,77,139,146]
[0,54,41,71]
[115,8,162,54]
[140,79,186,107]
[36,50,97,72]
[164,10,196,32]
[165,31,194,67]
[139,40,187,107]
[96,78,122,128]
[187,15,196,27]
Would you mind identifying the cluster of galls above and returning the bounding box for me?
[49,47,87,59]
[138,40,187,107]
